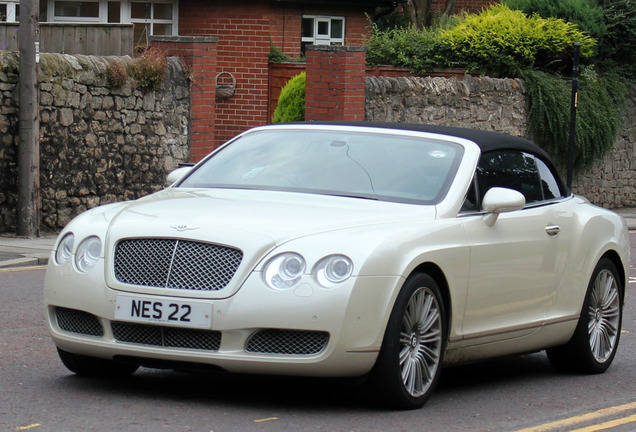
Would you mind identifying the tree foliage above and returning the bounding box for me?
[597,0,636,78]
[502,0,607,42]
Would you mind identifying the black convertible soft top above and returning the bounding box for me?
[299,121,551,160]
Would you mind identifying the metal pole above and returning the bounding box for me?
[566,42,581,190]
[17,0,40,237]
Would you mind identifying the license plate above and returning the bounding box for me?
[115,295,213,329]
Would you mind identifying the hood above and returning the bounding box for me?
[106,188,436,248]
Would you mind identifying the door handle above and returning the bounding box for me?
[545,225,560,236]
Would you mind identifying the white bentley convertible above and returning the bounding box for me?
[44,123,629,409]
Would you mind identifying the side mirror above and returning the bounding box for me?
[481,187,526,226]
[165,166,193,186]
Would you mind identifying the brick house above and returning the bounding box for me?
[2,0,492,158]
[176,0,399,150]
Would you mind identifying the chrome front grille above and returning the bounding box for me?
[246,329,329,355]
[114,238,243,291]
[111,322,221,351]
[56,307,104,337]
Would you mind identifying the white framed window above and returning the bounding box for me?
[43,0,177,43]
[301,15,345,54]
[126,1,175,45]
[52,0,100,22]
[0,1,19,21]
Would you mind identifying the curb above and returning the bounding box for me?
[0,256,49,269]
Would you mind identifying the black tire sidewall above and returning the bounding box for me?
[571,258,623,373]
[371,273,447,409]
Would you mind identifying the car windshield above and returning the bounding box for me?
[179,129,464,205]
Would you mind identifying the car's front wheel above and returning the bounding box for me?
[369,273,446,409]
[57,348,139,377]
[547,258,623,374]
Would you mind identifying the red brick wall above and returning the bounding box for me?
[305,46,366,122]
[179,0,272,148]
[178,1,378,149]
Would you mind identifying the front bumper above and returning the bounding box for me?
[44,255,402,377]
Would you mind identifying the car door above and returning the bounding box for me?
[459,150,569,344]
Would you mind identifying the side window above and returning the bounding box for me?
[536,157,565,200]
[476,150,543,206]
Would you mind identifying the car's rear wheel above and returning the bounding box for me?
[369,273,446,409]
[547,258,623,374]
[57,348,139,377]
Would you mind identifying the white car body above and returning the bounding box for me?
[44,123,629,408]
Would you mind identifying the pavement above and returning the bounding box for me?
[1,208,636,269]
[0,233,57,269]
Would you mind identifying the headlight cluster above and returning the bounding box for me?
[263,253,353,290]
[54,233,102,273]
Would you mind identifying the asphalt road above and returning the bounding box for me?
[1,237,635,432]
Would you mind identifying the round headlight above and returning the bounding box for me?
[314,255,353,288]
[55,233,74,265]
[75,236,102,273]
[264,253,306,290]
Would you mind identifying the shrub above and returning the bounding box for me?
[269,43,292,63]
[441,5,597,76]
[272,72,305,123]
[521,68,626,168]
[129,47,168,91]
[366,23,457,72]
[106,60,129,89]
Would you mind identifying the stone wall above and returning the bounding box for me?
[0,52,190,233]
[366,76,636,208]
[366,75,528,135]
[571,85,636,208]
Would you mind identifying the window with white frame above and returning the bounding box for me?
[38,0,177,43]
[129,1,174,45]
[301,15,345,54]
[0,1,19,21]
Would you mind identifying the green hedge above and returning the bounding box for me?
[441,5,596,76]
[366,5,596,77]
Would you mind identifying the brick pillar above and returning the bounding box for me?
[150,36,218,162]
[304,45,366,122]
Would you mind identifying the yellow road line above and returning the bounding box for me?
[514,401,636,432]
[567,413,636,432]
[16,424,41,431]
[254,417,278,423]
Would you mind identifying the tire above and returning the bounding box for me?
[57,348,139,378]
[546,258,623,374]
[369,273,447,409]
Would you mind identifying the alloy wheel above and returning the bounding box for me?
[399,287,443,397]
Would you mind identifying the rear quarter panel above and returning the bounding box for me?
[547,197,629,322]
